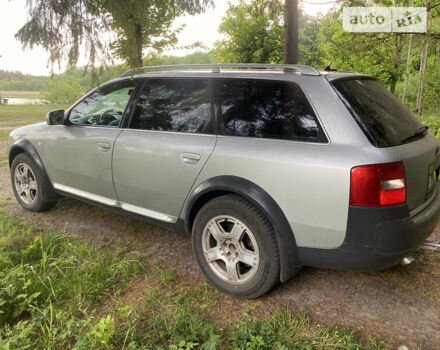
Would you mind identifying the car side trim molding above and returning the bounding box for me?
[53,182,177,223]
[119,203,176,223]
[53,183,118,207]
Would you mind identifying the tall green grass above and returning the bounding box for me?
[0,214,142,349]
[0,214,387,349]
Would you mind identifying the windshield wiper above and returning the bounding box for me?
[401,126,428,144]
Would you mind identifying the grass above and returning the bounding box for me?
[0,213,388,349]
[0,213,142,349]
[0,104,66,128]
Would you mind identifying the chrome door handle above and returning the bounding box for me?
[181,152,201,165]
[97,142,112,152]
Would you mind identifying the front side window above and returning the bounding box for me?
[129,79,213,134]
[217,79,326,142]
[69,80,135,127]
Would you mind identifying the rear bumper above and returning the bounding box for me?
[298,183,440,270]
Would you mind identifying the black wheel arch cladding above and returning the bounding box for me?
[9,138,59,201]
[185,175,301,282]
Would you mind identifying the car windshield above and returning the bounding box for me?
[331,78,425,147]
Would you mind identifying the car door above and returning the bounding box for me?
[112,78,217,222]
[42,79,137,203]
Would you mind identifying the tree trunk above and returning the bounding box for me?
[134,24,143,68]
[390,35,403,94]
[283,0,299,64]
[402,33,412,103]
[417,40,429,115]
[402,0,414,103]
[416,14,432,115]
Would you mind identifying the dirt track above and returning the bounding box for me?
[1,153,439,349]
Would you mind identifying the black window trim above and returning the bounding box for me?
[124,76,217,136]
[212,77,329,144]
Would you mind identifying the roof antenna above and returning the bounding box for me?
[324,59,337,72]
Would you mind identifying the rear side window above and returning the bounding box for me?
[217,79,327,142]
[332,78,424,147]
[129,79,213,134]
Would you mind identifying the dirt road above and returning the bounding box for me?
[1,149,439,349]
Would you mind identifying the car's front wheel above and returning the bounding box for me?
[192,194,280,299]
[11,153,57,212]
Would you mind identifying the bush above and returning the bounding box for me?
[42,79,85,105]
[418,114,440,138]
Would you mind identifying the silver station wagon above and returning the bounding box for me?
[8,64,440,298]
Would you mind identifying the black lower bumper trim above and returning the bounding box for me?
[298,184,440,271]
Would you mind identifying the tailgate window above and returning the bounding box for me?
[332,78,425,147]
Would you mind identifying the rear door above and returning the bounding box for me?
[112,78,216,222]
[331,77,440,211]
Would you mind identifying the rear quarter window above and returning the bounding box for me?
[216,79,327,143]
[331,78,424,147]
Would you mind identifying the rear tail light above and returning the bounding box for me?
[350,162,406,207]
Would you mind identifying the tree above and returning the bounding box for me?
[104,0,213,69]
[16,0,109,76]
[16,0,213,75]
[284,0,299,64]
[211,0,323,66]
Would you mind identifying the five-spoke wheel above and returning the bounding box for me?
[11,153,57,212]
[14,163,38,205]
[202,215,259,284]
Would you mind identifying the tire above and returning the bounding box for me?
[192,194,280,299]
[11,153,57,212]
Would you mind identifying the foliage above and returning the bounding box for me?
[143,51,211,66]
[15,0,111,75]
[42,79,84,105]
[319,11,406,92]
[105,0,183,68]
[0,71,48,92]
[418,114,440,138]
[211,0,284,64]
[210,0,324,66]
[17,0,213,73]
[422,59,440,115]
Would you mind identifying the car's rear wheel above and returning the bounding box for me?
[11,153,57,212]
[192,194,280,298]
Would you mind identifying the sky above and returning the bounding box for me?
[0,0,339,76]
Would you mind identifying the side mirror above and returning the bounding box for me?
[46,110,65,125]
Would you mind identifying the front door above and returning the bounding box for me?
[42,79,136,203]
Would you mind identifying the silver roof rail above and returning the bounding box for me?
[120,63,321,77]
